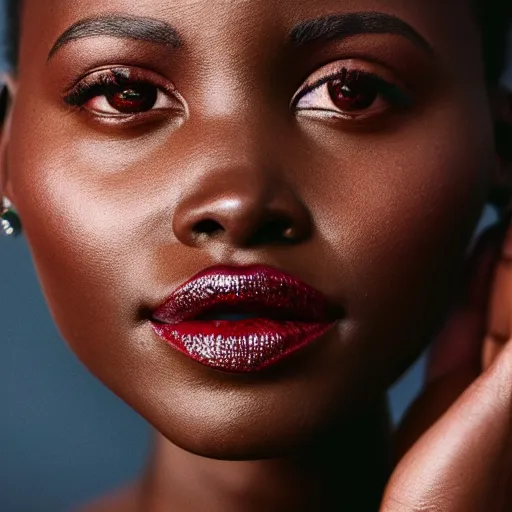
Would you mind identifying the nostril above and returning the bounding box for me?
[274,217,294,237]
[193,219,225,237]
[250,217,297,245]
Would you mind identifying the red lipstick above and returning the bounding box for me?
[151,265,340,373]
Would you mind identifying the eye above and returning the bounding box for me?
[63,67,183,118]
[291,61,412,121]
[89,83,163,115]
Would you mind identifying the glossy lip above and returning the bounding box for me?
[151,265,341,373]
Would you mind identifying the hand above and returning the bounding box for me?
[380,217,512,512]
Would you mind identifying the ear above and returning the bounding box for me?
[0,73,17,201]
[489,86,512,214]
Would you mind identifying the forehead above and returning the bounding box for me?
[21,0,476,44]
[19,0,480,79]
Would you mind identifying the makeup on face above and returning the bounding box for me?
[8,0,498,467]
[151,265,342,373]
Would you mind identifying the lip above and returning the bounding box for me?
[151,264,341,373]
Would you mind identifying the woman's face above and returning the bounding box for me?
[2,0,498,458]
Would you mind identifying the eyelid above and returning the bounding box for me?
[62,66,177,106]
[290,59,413,116]
[292,60,405,100]
[86,88,173,116]
[291,70,353,108]
[59,65,189,131]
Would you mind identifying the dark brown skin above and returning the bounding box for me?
[1,0,512,510]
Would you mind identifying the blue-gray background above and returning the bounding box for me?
[1,2,510,511]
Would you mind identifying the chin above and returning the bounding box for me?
[110,333,384,461]
[149,411,340,461]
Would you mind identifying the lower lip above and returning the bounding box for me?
[151,319,335,373]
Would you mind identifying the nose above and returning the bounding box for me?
[172,131,312,248]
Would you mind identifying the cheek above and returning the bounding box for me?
[7,103,163,363]
[8,83,495,390]
[297,98,494,372]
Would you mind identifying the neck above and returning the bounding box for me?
[137,397,392,512]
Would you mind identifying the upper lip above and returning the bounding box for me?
[152,264,340,324]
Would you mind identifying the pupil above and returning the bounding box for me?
[327,72,377,111]
[108,84,158,113]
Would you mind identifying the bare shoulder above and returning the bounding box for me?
[71,482,142,512]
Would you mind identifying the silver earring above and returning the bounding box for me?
[1,197,21,237]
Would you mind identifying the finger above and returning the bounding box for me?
[427,220,507,383]
[395,221,507,459]
[381,337,512,512]
[483,220,512,370]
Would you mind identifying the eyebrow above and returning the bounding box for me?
[289,12,433,53]
[48,14,182,61]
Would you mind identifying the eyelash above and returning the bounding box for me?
[65,70,123,106]
[291,68,412,113]
[63,69,163,109]
[62,66,411,123]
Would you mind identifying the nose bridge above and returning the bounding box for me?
[195,113,272,170]
[171,115,312,248]
[180,111,280,195]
